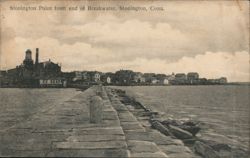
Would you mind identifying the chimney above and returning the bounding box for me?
[35,48,39,64]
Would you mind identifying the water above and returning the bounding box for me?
[114,85,250,149]
[0,88,81,131]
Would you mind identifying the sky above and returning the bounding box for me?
[0,0,249,82]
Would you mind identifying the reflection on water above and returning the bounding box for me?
[115,85,250,149]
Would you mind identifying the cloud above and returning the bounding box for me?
[0,0,249,82]
[88,51,249,82]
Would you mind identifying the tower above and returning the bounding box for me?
[23,49,34,67]
[25,49,32,60]
[35,48,39,65]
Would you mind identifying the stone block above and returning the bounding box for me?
[168,125,193,139]
[125,131,152,141]
[149,132,184,145]
[47,148,129,157]
[194,141,220,158]
[54,140,127,150]
[66,134,125,142]
[90,96,103,124]
[127,140,159,153]
[75,127,124,135]
[158,145,192,154]
[121,122,144,131]
[130,152,168,158]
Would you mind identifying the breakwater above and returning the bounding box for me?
[110,87,249,158]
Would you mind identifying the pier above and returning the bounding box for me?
[0,86,197,157]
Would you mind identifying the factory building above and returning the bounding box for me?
[4,48,63,87]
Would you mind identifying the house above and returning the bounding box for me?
[187,72,199,84]
[73,71,84,81]
[187,72,199,80]
[0,70,7,78]
[173,73,187,84]
[133,72,145,83]
[87,71,101,83]
[107,76,111,84]
[101,72,115,84]
[175,73,187,80]
[94,72,101,82]
[151,77,159,84]
[163,78,169,85]
[208,77,227,84]
[218,77,227,84]
[115,70,135,85]
[143,73,156,83]
[39,78,67,88]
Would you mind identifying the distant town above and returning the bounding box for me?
[0,48,228,88]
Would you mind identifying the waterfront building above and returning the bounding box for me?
[143,73,156,83]
[187,72,199,84]
[39,78,67,88]
[107,76,111,84]
[208,77,227,84]
[91,71,101,82]
[94,72,101,82]
[151,78,159,84]
[163,78,170,85]
[0,70,7,78]
[3,48,62,87]
[73,71,86,82]
[101,72,114,85]
[174,73,187,84]
[187,72,199,80]
[133,72,144,83]
[218,77,227,84]
[115,70,135,85]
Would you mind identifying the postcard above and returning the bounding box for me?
[0,0,249,157]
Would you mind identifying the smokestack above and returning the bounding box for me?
[35,48,39,64]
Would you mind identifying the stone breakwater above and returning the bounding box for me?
[0,86,198,157]
[110,88,250,158]
[106,87,199,158]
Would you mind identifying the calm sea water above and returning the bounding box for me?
[0,88,81,131]
[115,85,250,149]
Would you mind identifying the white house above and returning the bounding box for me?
[94,73,101,82]
[107,76,111,84]
[164,79,170,85]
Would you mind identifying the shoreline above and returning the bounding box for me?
[0,82,248,89]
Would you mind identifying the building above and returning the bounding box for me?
[4,48,62,87]
[173,73,187,84]
[39,78,67,88]
[208,77,227,84]
[187,72,199,84]
[101,72,114,85]
[151,78,159,84]
[0,70,7,78]
[161,78,169,85]
[73,71,85,82]
[187,72,199,80]
[143,73,156,83]
[218,77,227,84]
[133,72,145,83]
[115,70,135,85]
[86,71,101,83]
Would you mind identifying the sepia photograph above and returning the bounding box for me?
[0,0,249,157]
